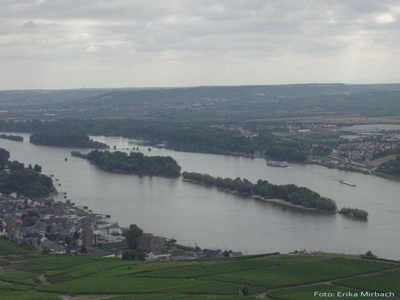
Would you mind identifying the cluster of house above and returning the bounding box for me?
[210,124,259,138]
[335,141,397,165]
[308,128,400,170]
[0,193,125,255]
[0,193,243,261]
[275,123,338,132]
[212,122,337,138]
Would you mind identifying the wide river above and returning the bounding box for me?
[1,133,399,259]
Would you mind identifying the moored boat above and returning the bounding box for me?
[267,160,288,168]
[339,180,356,187]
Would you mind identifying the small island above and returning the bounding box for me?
[182,171,337,211]
[30,131,109,149]
[0,134,23,142]
[72,150,181,178]
[0,148,54,198]
[339,207,369,219]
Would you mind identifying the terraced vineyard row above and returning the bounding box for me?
[0,239,398,299]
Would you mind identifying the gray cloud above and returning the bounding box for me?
[23,20,37,28]
[1,0,399,89]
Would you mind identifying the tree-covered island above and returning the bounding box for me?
[182,172,369,217]
[0,134,23,142]
[29,130,108,149]
[72,150,181,178]
[339,207,369,219]
[182,171,337,211]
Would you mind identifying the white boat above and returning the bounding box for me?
[267,160,288,168]
[339,180,356,187]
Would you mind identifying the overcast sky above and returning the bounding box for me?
[1,0,399,90]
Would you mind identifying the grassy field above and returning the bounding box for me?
[0,242,398,299]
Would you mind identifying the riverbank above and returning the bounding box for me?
[251,195,321,211]
[371,170,400,182]
[309,159,400,182]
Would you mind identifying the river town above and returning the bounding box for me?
[210,122,400,173]
[0,190,240,261]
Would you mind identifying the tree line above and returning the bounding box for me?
[72,150,181,178]
[376,155,400,177]
[121,224,146,261]
[182,171,337,211]
[29,130,108,149]
[0,134,23,142]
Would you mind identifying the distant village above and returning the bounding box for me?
[0,192,242,261]
[211,122,400,171]
[309,125,400,171]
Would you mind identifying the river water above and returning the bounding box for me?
[1,133,399,259]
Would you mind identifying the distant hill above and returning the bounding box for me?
[1,84,400,120]
[63,84,389,107]
[59,84,400,119]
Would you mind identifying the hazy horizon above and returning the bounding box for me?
[2,82,400,93]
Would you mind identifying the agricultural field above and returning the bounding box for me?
[334,269,400,295]
[0,291,59,300]
[202,256,397,287]
[15,255,99,272]
[267,284,394,300]
[112,295,259,300]
[134,255,314,279]
[0,241,399,299]
[44,258,127,278]
[0,270,36,285]
[0,238,30,255]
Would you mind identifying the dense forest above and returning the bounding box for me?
[29,130,109,149]
[0,148,54,198]
[0,119,310,162]
[0,134,23,142]
[182,171,337,211]
[72,150,181,178]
